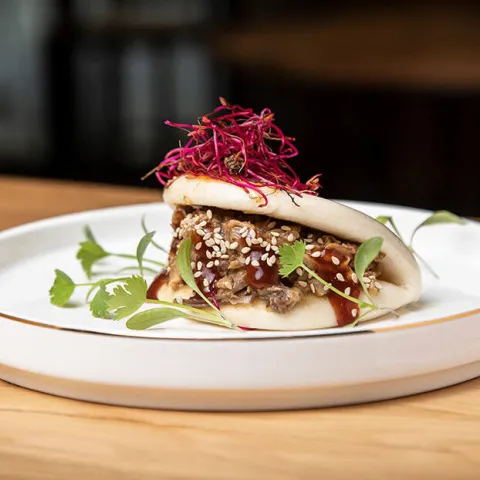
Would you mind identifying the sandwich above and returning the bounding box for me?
[146,99,421,330]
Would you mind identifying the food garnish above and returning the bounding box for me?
[377,210,466,278]
[143,97,321,206]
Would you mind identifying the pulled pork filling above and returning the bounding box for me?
[152,205,383,326]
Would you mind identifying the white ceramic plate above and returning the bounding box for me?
[0,201,479,411]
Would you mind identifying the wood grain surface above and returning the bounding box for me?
[0,176,479,480]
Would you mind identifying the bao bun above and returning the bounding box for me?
[158,175,422,330]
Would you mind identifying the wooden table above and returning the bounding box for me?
[0,176,479,480]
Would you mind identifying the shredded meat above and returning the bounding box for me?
[161,205,383,315]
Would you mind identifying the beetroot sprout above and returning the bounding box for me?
[146,97,321,206]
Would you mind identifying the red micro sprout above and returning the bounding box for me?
[147,97,321,206]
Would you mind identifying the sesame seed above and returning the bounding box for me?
[197,228,206,236]
[311,251,321,258]
[375,281,382,290]
[198,220,207,228]
[214,238,221,245]
[267,258,274,267]
[323,284,330,291]
[203,232,212,240]
[336,273,345,282]
[194,271,202,278]
[305,244,315,251]
[221,254,229,259]
[197,261,203,270]
[305,238,313,243]
[296,268,303,276]
[271,245,279,253]
[195,242,202,250]
[271,231,280,237]
[206,261,214,268]
[225,241,230,249]
[205,239,215,247]
[214,233,223,240]
[214,227,221,233]
[331,256,340,265]
[351,273,358,283]
[206,209,213,219]
[345,287,351,296]
[239,226,248,234]
[241,231,248,238]
[206,250,213,259]
[271,237,278,246]
[213,245,220,252]
[214,260,220,266]
[287,233,295,242]
[363,276,371,283]
[268,221,276,228]
[241,246,251,254]
[203,278,209,288]
[261,241,268,248]
[351,309,358,318]
[310,283,316,293]
[281,225,291,231]
[251,260,260,267]
[261,253,269,261]
[317,238,324,244]
[246,237,252,246]
[220,245,227,254]
[190,262,195,269]
[307,233,313,238]
[249,229,256,238]
[257,237,263,243]
[298,281,308,287]
[229,241,238,250]
[245,257,251,265]
[269,255,277,264]
[266,244,271,252]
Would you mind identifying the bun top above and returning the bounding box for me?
[164,174,422,299]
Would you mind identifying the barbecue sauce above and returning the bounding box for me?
[146,270,169,299]
[246,247,279,289]
[309,246,362,327]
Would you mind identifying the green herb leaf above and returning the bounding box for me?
[375,216,390,225]
[278,240,306,277]
[177,237,217,311]
[90,284,112,318]
[107,275,147,320]
[49,269,76,306]
[77,241,109,278]
[126,307,188,330]
[354,237,384,304]
[136,231,156,276]
[141,215,167,252]
[117,265,158,275]
[83,225,98,244]
[410,210,466,245]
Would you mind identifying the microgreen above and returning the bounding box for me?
[126,308,191,330]
[141,215,167,253]
[136,231,156,276]
[145,97,321,206]
[90,284,112,318]
[376,210,466,278]
[49,269,77,306]
[77,225,165,279]
[278,241,375,311]
[354,237,384,306]
[107,275,148,320]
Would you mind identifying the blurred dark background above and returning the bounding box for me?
[0,0,479,215]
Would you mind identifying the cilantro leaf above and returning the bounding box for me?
[107,275,147,320]
[90,284,112,318]
[136,231,156,276]
[278,240,306,277]
[126,307,188,330]
[76,241,109,278]
[49,269,76,306]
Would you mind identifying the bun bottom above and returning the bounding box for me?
[156,283,412,331]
